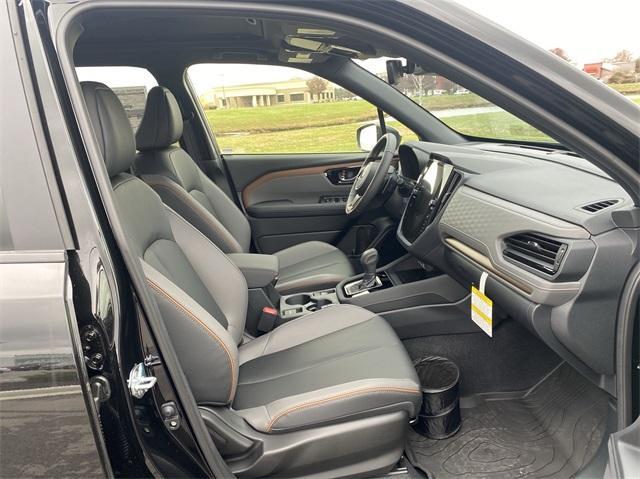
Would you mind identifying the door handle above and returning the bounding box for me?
[325,166,360,185]
[338,170,356,184]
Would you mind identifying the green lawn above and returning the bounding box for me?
[217,122,365,154]
[412,93,490,110]
[207,93,639,154]
[205,94,491,135]
[444,112,554,142]
[216,112,550,154]
[610,83,640,95]
[206,100,379,135]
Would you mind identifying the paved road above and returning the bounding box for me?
[0,387,104,477]
[384,105,501,124]
[431,105,502,118]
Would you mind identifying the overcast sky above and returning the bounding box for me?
[457,0,638,64]
[78,0,639,92]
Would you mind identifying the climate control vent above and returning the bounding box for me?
[503,233,567,275]
[579,199,620,213]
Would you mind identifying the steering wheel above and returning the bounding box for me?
[345,133,398,216]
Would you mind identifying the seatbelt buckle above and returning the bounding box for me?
[257,306,279,333]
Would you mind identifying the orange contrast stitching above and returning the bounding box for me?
[146,278,237,403]
[266,386,420,432]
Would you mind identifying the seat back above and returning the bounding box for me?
[82,81,246,405]
[133,86,251,254]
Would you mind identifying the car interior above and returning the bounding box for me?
[55,4,637,479]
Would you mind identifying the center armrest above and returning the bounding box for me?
[228,253,279,289]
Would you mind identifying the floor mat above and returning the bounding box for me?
[406,363,609,479]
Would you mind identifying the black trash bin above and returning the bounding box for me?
[413,356,461,439]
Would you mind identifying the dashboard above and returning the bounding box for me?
[394,141,634,395]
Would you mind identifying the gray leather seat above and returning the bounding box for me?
[132,86,354,294]
[81,81,421,477]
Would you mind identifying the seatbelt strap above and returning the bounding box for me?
[181,115,201,162]
[377,108,387,134]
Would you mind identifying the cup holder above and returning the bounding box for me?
[280,289,339,320]
[285,294,312,306]
[314,298,333,309]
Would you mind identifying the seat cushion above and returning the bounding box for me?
[274,241,355,294]
[234,305,421,433]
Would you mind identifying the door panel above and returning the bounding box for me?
[242,162,360,215]
[225,153,375,254]
[226,153,366,191]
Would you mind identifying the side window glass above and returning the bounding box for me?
[187,63,418,154]
[357,58,555,143]
[75,66,158,131]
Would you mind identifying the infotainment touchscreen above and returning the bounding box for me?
[400,159,456,243]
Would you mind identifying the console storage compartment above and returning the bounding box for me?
[337,255,473,338]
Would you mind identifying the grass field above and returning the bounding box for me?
[610,82,640,95]
[206,93,640,154]
[205,93,491,135]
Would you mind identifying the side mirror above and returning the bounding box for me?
[357,123,401,151]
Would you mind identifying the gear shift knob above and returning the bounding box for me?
[360,248,379,287]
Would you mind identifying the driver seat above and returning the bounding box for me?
[133,86,354,294]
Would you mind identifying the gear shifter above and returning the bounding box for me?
[360,248,379,288]
[342,248,381,296]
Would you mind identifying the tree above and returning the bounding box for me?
[334,87,353,101]
[608,49,633,63]
[549,48,571,61]
[306,76,328,101]
[608,70,635,84]
[635,57,640,73]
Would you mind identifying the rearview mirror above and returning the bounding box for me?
[386,60,404,85]
[357,123,401,151]
[386,59,432,85]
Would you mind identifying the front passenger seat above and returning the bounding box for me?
[81,81,421,478]
[133,86,355,294]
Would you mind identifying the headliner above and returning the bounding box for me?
[73,10,382,70]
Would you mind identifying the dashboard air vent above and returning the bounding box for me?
[503,233,567,275]
[580,199,620,213]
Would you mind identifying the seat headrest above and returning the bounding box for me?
[81,81,136,178]
[135,86,183,151]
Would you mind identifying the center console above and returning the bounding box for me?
[244,155,473,339]
[335,155,472,338]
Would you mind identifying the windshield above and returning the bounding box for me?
[356,58,556,143]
